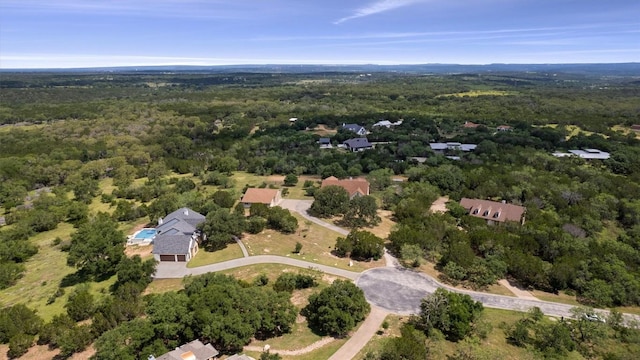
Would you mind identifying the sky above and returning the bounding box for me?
[1,0,639,68]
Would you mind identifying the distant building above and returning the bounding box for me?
[372,119,403,128]
[343,137,373,152]
[429,142,477,152]
[318,137,332,149]
[342,123,368,136]
[552,148,610,160]
[289,117,298,122]
[463,121,480,129]
[460,198,526,225]
[631,124,640,132]
[497,125,512,131]
[241,188,282,208]
[153,339,218,360]
[321,176,370,199]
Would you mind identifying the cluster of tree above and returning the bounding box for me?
[272,271,318,293]
[335,230,385,261]
[506,306,640,359]
[302,280,370,336]
[309,186,380,228]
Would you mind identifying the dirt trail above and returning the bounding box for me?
[430,196,449,213]
[498,279,539,301]
[243,337,335,356]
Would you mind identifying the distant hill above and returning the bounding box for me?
[2,63,640,76]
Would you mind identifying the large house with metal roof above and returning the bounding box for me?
[152,207,205,262]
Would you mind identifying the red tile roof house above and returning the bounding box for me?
[152,207,205,262]
[152,339,219,360]
[241,188,282,208]
[321,176,370,199]
[460,198,526,225]
[463,121,480,129]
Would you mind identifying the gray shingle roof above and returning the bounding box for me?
[152,235,193,255]
[155,339,219,360]
[156,207,205,234]
[343,137,372,149]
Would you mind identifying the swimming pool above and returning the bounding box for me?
[131,228,156,241]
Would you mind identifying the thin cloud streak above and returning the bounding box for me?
[334,0,426,24]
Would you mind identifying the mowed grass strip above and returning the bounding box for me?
[187,243,245,268]
[241,213,384,272]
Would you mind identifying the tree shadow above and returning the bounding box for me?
[59,270,92,287]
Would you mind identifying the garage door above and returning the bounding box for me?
[159,255,175,262]
[177,255,187,262]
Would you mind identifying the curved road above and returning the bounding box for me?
[154,199,640,359]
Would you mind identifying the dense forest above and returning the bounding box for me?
[0,70,639,358]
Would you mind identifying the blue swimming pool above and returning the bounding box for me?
[133,228,156,240]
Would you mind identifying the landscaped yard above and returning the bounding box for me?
[241,213,384,272]
[187,242,245,268]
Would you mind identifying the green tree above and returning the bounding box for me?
[93,318,156,360]
[377,324,428,360]
[266,206,298,234]
[212,190,236,208]
[400,244,424,267]
[8,333,33,358]
[414,288,483,342]
[367,168,393,192]
[199,208,246,251]
[284,174,298,187]
[112,255,157,292]
[302,280,370,336]
[0,304,42,343]
[341,195,380,228]
[260,351,282,360]
[250,203,270,218]
[309,185,349,218]
[65,284,95,321]
[67,213,126,279]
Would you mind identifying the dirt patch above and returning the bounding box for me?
[0,344,95,360]
[309,124,337,136]
[125,244,153,258]
[367,210,395,239]
[430,196,449,213]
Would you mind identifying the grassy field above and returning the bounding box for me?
[241,212,384,272]
[144,278,185,295]
[187,243,245,268]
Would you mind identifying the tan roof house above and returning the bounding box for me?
[241,188,282,208]
[321,176,370,199]
[460,198,526,225]
[153,339,219,360]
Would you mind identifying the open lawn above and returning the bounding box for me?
[186,243,244,268]
[530,290,581,306]
[241,213,384,272]
[612,124,640,139]
[144,278,185,295]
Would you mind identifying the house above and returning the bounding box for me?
[552,148,610,160]
[318,137,332,149]
[497,125,512,131]
[289,117,298,122]
[153,207,206,262]
[631,124,640,132]
[460,198,526,225]
[372,119,403,128]
[463,121,480,129]
[241,188,282,208]
[429,142,477,152]
[153,339,219,360]
[321,176,370,199]
[343,137,373,152]
[342,123,367,136]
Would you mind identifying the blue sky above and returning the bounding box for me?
[1,0,638,68]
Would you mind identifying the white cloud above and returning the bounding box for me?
[334,0,426,24]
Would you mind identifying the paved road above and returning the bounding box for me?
[279,199,349,236]
[155,255,360,280]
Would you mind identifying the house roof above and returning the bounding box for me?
[343,137,372,149]
[460,198,525,223]
[463,121,480,128]
[241,188,280,204]
[155,340,219,360]
[152,234,194,255]
[567,149,610,160]
[497,125,512,130]
[321,176,370,197]
[157,208,205,234]
[342,123,366,133]
[429,142,477,152]
[319,137,331,144]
